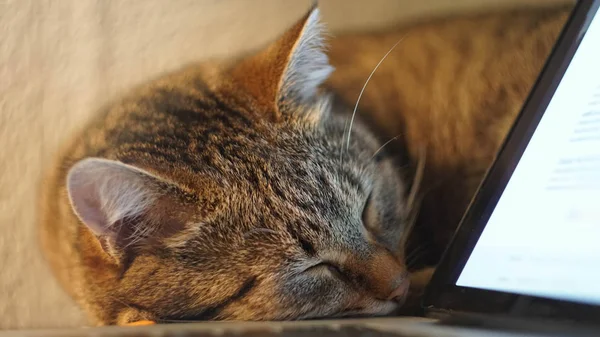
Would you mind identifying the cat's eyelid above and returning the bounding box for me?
[299,259,327,274]
[361,189,375,227]
[304,260,343,275]
[312,261,352,283]
[303,250,348,270]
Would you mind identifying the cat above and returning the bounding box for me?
[39,3,571,326]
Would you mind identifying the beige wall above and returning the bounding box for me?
[0,0,568,330]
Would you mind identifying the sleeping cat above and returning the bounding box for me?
[39,3,571,326]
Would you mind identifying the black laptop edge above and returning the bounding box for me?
[422,0,600,329]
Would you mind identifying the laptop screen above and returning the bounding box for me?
[456,7,600,305]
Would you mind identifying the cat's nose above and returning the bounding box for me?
[388,274,410,302]
[362,249,410,302]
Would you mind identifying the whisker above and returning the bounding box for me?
[407,251,426,270]
[399,146,427,249]
[406,145,426,213]
[345,35,407,152]
[106,293,135,311]
[371,134,401,160]
[405,245,424,264]
[406,244,429,269]
[339,116,350,167]
[400,199,423,250]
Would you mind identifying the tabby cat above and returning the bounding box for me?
[39,3,571,326]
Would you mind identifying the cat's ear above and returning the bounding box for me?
[230,6,333,118]
[66,158,191,258]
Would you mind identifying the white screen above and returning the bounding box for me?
[457,9,600,305]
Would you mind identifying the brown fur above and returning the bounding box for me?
[39,4,572,325]
[327,5,572,263]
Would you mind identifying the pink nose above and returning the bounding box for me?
[388,276,410,302]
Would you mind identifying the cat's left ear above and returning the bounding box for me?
[230,6,333,119]
[66,158,195,261]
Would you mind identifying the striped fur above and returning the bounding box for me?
[39,4,572,326]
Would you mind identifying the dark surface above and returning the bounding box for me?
[85,326,421,337]
[165,326,416,337]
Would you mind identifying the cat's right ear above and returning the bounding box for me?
[229,5,333,120]
[66,158,192,259]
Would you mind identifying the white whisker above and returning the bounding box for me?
[371,134,401,159]
[406,145,426,212]
[340,117,350,166]
[345,36,406,151]
[405,245,424,266]
[400,146,427,249]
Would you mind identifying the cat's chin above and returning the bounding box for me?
[348,301,400,318]
[297,300,399,321]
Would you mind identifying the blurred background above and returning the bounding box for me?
[0,0,568,330]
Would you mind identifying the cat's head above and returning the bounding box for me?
[65,7,415,324]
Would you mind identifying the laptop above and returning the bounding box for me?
[5,1,600,336]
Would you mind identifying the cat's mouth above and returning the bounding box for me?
[297,300,399,321]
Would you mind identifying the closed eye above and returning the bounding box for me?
[306,262,349,282]
[361,190,376,230]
